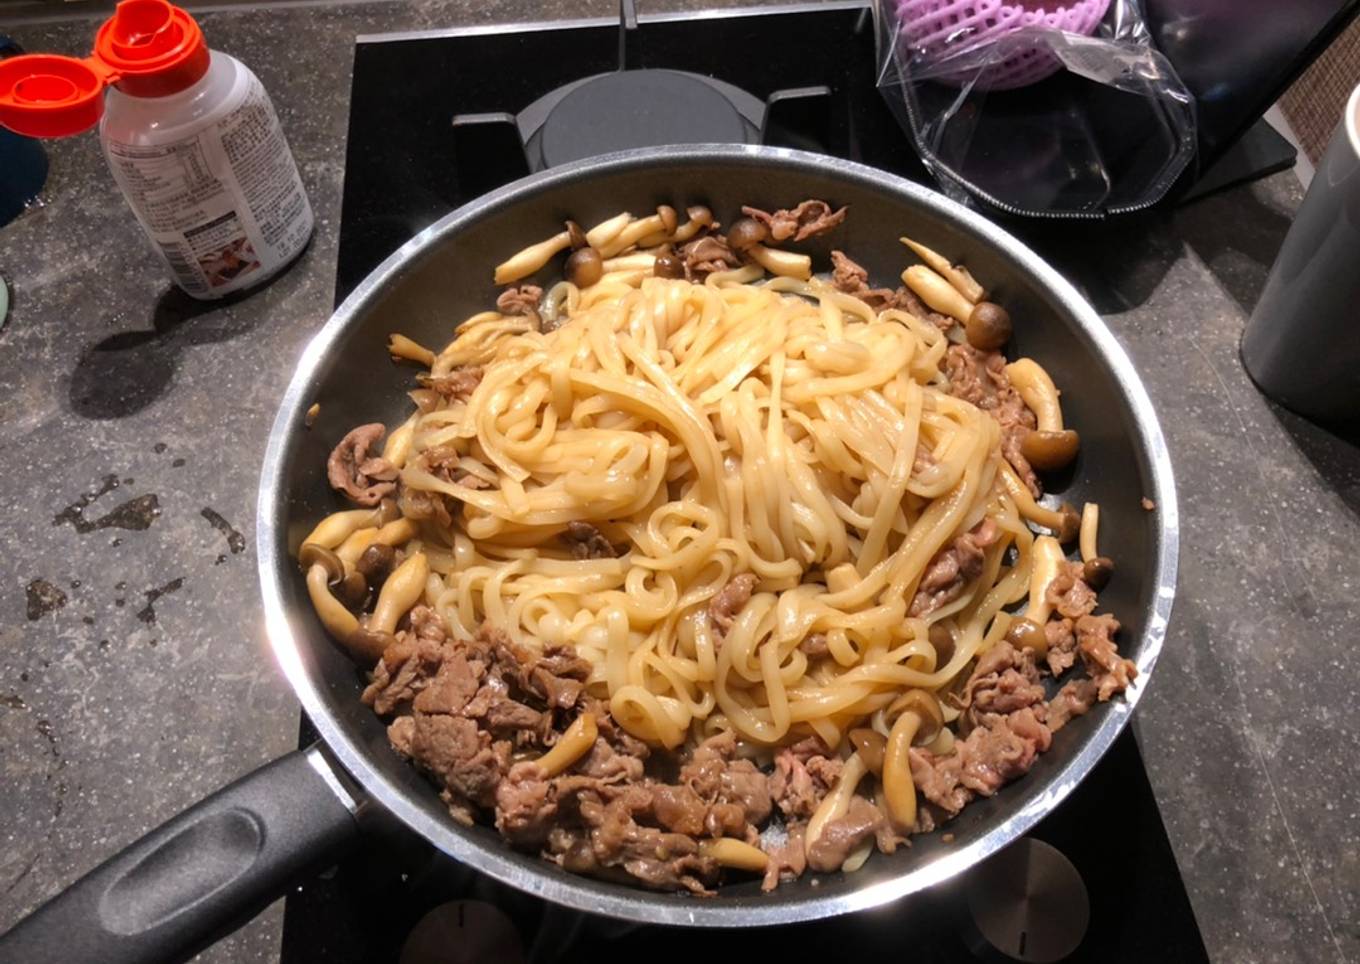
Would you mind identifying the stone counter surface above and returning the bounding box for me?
[0,2,1357,962]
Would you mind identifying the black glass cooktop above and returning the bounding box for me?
[285,6,1210,961]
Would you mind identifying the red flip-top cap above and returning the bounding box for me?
[0,0,209,138]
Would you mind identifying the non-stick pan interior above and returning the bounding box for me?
[258,146,1176,926]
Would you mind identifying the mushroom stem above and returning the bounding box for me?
[1079,502,1099,563]
[1005,358,1063,432]
[744,243,812,280]
[900,237,984,303]
[1024,535,1065,626]
[368,551,429,634]
[493,230,572,285]
[303,503,391,549]
[699,838,770,873]
[901,265,974,323]
[997,464,1080,540]
[600,252,658,274]
[387,333,435,367]
[534,713,598,777]
[336,517,417,569]
[599,213,666,258]
[305,564,359,640]
[805,752,869,866]
[882,710,922,832]
[585,212,633,250]
[381,416,417,469]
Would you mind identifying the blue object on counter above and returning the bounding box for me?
[0,36,48,228]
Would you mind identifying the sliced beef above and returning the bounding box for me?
[709,573,758,638]
[1076,614,1136,700]
[398,483,455,530]
[742,200,847,243]
[806,796,885,873]
[910,705,1052,817]
[679,731,774,832]
[961,639,1045,729]
[828,250,952,323]
[567,792,720,895]
[1047,678,1098,731]
[1047,562,1098,620]
[1044,617,1078,676]
[562,521,618,560]
[680,234,741,281]
[421,365,483,402]
[327,423,397,506]
[410,713,506,808]
[652,783,709,836]
[496,283,542,323]
[944,344,1040,497]
[495,762,556,846]
[416,444,491,489]
[770,739,843,821]
[909,518,1000,617]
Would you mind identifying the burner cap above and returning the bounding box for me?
[962,839,1090,963]
[539,69,752,168]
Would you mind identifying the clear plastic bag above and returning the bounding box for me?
[875,0,1197,218]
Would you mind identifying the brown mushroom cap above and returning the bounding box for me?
[685,205,713,226]
[565,246,604,287]
[928,622,955,668]
[299,543,344,583]
[357,542,397,584]
[727,217,768,252]
[1021,429,1080,472]
[376,497,402,526]
[888,688,945,744]
[1005,616,1048,655]
[565,220,587,250]
[1082,556,1114,591]
[965,301,1012,351]
[848,727,887,775]
[1056,502,1082,543]
[654,252,684,279]
[657,205,678,234]
[337,571,369,609]
[346,626,396,664]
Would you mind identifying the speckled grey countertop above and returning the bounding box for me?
[1,2,1358,962]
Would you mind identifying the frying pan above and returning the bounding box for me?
[0,146,1178,963]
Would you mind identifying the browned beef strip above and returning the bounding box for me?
[805,796,885,873]
[761,823,807,892]
[496,283,543,323]
[495,762,557,847]
[742,200,847,242]
[1046,678,1098,731]
[652,783,709,836]
[944,344,1040,497]
[562,521,618,560]
[799,633,830,658]
[1044,617,1078,676]
[327,423,398,506]
[410,713,506,808]
[416,444,490,489]
[909,518,1000,618]
[680,234,741,281]
[828,250,947,321]
[678,731,774,833]
[569,792,720,895]
[577,737,646,783]
[961,639,1046,729]
[770,740,843,821]
[398,483,455,529]
[421,365,483,402]
[910,703,1052,818]
[709,573,758,638]
[1076,613,1136,700]
[1047,561,1098,620]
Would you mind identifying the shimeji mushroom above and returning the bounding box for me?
[901,265,973,323]
[387,333,435,367]
[1007,357,1080,472]
[532,713,597,777]
[881,688,945,833]
[997,463,1081,543]
[699,837,770,873]
[900,236,985,303]
[804,752,871,871]
[747,243,812,280]
[1004,534,1066,656]
[965,302,1012,351]
[1078,502,1115,589]
[494,229,573,285]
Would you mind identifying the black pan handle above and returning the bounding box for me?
[0,744,362,964]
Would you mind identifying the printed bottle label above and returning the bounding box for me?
[105,72,313,296]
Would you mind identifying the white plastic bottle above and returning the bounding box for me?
[0,0,313,300]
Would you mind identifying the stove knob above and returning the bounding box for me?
[962,839,1090,963]
[400,899,525,964]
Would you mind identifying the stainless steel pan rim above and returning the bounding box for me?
[256,143,1179,928]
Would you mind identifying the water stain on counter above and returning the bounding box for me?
[25,579,67,620]
[52,475,161,535]
[1,694,28,710]
[200,507,246,555]
[136,577,184,624]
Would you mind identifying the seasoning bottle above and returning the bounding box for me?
[0,0,313,299]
